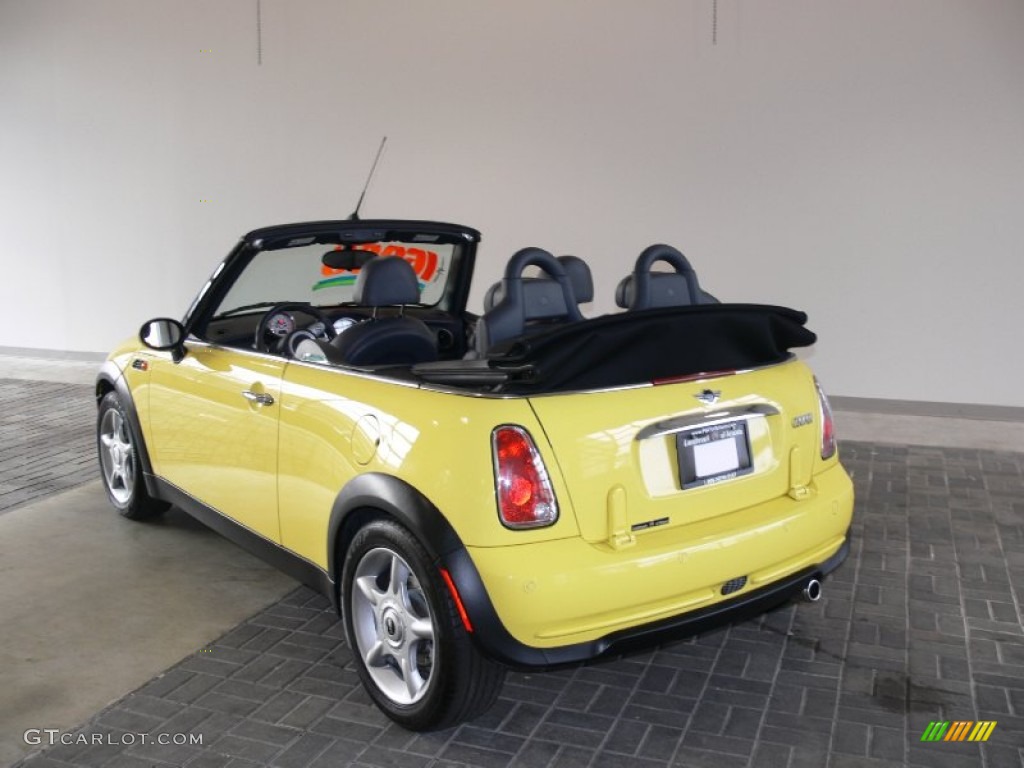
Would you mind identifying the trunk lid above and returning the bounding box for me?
[528,358,821,545]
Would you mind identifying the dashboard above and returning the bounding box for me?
[205,308,464,359]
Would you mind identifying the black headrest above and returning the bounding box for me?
[353,257,421,306]
[484,254,593,312]
[475,247,584,354]
[557,255,593,303]
[616,273,695,309]
[616,244,706,310]
[498,248,583,322]
[615,276,631,309]
[483,282,502,313]
[520,280,573,321]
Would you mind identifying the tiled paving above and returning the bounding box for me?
[6,379,1024,768]
[0,379,95,514]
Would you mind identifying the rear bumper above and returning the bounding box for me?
[447,459,854,668]
[447,531,849,668]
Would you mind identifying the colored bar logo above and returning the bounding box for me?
[920,721,997,742]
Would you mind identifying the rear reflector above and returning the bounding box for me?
[439,568,474,633]
[492,426,559,529]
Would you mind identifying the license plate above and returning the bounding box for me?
[677,421,753,489]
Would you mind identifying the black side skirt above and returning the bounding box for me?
[153,478,336,608]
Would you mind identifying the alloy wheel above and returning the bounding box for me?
[99,408,134,505]
[350,547,436,705]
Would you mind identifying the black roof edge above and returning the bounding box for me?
[242,219,481,244]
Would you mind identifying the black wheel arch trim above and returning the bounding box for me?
[95,361,161,499]
[327,473,464,591]
[325,473,548,661]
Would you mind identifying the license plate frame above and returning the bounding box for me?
[676,420,754,489]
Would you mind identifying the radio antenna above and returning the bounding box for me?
[349,136,388,220]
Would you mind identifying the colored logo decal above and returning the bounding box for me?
[314,244,439,292]
[313,274,358,291]
[920,721,997,742]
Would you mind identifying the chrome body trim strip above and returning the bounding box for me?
[635,403,781,441]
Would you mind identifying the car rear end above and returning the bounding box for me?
[464,357,853,660]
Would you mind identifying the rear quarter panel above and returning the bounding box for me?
[276,363,581,570]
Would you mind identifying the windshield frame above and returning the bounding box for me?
[184,219,479,341]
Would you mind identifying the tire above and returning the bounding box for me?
[341,518,506,730]
[96,392,169,520]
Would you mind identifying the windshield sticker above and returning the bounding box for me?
[313,244,440,292]
[313,273,358,291]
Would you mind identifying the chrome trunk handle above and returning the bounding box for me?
[636,403,779,441]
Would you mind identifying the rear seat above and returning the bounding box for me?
[474,248,584,356]
[616,244,718,310]
[483,254,593,312]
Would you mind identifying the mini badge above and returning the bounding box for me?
[695,389,721,406]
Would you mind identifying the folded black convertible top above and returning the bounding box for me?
[414,304,817,393]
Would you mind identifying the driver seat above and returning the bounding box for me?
[329,257,438,366]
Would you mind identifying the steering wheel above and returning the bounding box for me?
[254,303,337,355]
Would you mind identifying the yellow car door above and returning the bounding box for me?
[146,342,285,542]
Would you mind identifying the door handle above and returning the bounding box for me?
[241,390,275,407]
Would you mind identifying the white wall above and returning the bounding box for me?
[2,0,1022,406]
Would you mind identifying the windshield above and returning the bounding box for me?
[212,240,458,317]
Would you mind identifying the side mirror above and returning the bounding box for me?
[140,318,185,359]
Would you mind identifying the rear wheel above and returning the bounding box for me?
[97,392,169,520]
[342,519,505,730]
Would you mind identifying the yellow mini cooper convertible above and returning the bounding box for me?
[96,218,854,730]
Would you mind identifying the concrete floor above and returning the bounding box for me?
[1,355,1022,768]
[0,483,296,766]
[0,357,100,387]
[835,411,1024,454]
[0,358,297,764]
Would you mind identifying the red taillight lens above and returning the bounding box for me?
[815,376,837,460]
[492,426,558,529]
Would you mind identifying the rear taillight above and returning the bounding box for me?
[492,426,558,529]
[815,377,836,460]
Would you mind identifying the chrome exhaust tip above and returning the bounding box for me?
[802,578,822,602]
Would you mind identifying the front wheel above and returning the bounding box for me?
[97,392,169,520]
[341,519,505,730]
